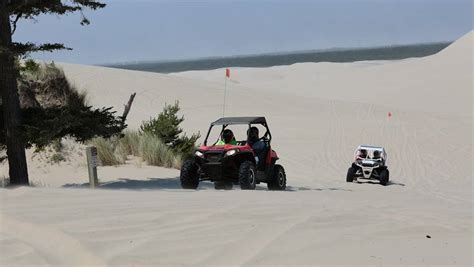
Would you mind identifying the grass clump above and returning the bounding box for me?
[117,131,141,157]
[90,136,124,166]
[89,131,182,169]
[138,132,182,168]
[87,101,199,169]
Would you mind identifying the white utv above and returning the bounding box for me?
[346,145,389,186]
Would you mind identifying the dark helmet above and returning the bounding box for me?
[247,126,259,140]
[373,150,381,158]
[222,129,234,144]
[359,149,368,157]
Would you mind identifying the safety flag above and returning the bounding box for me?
[225,68,230,78]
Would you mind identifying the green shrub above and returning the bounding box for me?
[140,101,200,157]
[51,138,63,153]
[49,153,65,164]
[23,59,40,74]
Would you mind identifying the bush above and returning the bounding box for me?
[140,101,200,157]
[22,59,40,74]
[49,153,65,164]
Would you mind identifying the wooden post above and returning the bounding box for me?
[86,146,98,188]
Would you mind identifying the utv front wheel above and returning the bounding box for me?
[180,159,199,189]
[239,161,257,190]
[346,167,355,183]
[379,169,389,186]
[268,164,286,191]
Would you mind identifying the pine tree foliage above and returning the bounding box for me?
[140,101,200,157]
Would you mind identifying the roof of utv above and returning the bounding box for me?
[211,117,267,126]
[358,145,385,151]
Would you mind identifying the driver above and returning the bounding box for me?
[248,126,265,153]
[356,149,368,160]
[217,129,237,145]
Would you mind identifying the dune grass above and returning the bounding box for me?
[89,131,182,169]
[90,136,123,166]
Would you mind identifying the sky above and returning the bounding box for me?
[13,0,473,65]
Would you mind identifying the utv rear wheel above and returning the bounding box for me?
[379,169,389,186]
[268,164,286,191]
[180,159,199,189]
[214,181,233,190]
[239,161,257,190]
[346,167,355,183]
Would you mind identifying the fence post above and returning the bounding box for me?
[86,146,98,188]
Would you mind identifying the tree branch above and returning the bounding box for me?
[10,42,72,57]
[121,93,136,123]
[10,12,22,35]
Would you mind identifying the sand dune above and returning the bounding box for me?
[1,32,472,266]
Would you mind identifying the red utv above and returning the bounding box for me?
[180,117,286,190]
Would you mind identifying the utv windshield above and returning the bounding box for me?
[354,147,386,161]
[203,118,271,146]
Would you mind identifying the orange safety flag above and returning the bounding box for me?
[225,68,230,78]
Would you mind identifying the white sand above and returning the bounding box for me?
[1,31,472,266]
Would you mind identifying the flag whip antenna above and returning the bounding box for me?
[223,68,229,117]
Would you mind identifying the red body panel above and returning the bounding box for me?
[265,145,278,165]
[199,144,254,153]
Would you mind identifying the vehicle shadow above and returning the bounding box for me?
[63,177,214,190]
[355,180,406,186]
[286,186,352,192]
[63,178,360,191]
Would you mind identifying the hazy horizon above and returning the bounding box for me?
[107,40,452,66]
[13,0,473,65]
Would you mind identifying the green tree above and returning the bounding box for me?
[0,1,106,185]
[140,101,200,157]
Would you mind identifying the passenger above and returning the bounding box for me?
[373,150,382,161]
[216,129,237,145]
[247,126,265,153]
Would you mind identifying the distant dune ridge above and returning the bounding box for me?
[107,42,451,73]
[0,31,472,266]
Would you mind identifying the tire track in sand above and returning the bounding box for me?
[1,215,106,266]
[191,212,314,266]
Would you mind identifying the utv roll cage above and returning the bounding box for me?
[203,117,272,146]
[354,145,387,162]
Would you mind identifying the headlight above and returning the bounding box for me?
[225,149,238,157]
[195,151,204,158]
